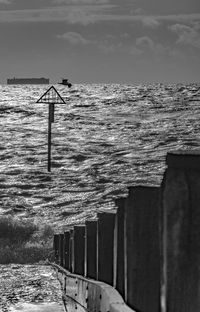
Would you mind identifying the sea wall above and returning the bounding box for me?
[52,263,134,312]
[53,150,200,312]
[161,151,200,312]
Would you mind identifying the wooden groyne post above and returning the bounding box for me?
[53,234,59,263]
[161,151,200,312]
[58,233,64,267]
[125,186,160,312]
[69,229,74,273]
[85,220,98,279]
[73,225,85,275]
[114,197,126,298]
[97,212,116,285]
[63,231,70,270]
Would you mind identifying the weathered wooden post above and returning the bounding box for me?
[58,233,64,267]
[69,229,74,273]
[36,86,66,172]
[114,197,126,298]
[53,234,59,263]
[161,151,200,312]
[85,220,98,279]
[73,225,85,275]
[97,211,116,285]
[125,186,160,312]
[63,231,70,270]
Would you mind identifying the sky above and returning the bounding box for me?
[0,0,200,83]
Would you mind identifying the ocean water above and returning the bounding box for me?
[0,83,200,230]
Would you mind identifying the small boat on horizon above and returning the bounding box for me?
[58,79,72,88]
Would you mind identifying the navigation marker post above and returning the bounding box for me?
[36,86,66,172]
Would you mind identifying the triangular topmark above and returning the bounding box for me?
[36,86,66,104]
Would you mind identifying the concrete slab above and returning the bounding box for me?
[9,302,65,312]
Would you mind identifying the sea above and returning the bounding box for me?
[0,83,200,231]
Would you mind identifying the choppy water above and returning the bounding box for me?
[0,83,200,230]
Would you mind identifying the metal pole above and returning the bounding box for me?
[48,103,51,172]
[36,86,64,172]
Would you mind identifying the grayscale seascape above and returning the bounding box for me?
[1,83,200,229]
[1,0,200,310]
[0,83,200,311]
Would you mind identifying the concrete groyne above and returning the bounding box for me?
[52,151,200,312]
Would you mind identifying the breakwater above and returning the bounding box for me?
[52,150,200,312]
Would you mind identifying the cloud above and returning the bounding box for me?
[134,8,144,15]
[0,5,200,25]
[57,31,89,44]
[94,13,200,24]
[0,0,11,3]
[57,31,122,52]
[136,36,155,50]
[141,16,160,28]
[169,23,200,49]
[130,36,169,56]
[98,43,116,53]
[53,0,109,3]
[95,35,168,57]
[0,5,114,24]
[98,40,123,53]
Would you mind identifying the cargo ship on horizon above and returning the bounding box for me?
[7,77,50,85]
